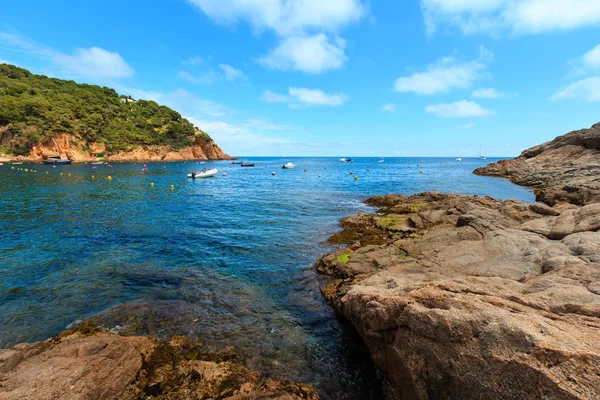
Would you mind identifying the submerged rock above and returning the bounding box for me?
[0,323,318,400]
[474,122,600,206]
[316,192,600,399]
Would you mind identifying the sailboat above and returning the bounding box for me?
[478,145,486,160]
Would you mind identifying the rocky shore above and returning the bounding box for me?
[474,122,600,206]
[0,133,231,163]
[316,124,600,399]
[0,323,317,400]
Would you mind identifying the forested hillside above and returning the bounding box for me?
[0,64,213,156]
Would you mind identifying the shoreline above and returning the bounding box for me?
[313,123,600,399]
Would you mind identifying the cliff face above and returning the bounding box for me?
[8,132,231,162]
[474,122,600,206]
[316,193,600,399]
[0,324,317,400]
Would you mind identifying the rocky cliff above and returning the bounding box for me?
[18,132,231,162]
[0,324,317,400]
[316,192,600,399]
[474,122,600,206]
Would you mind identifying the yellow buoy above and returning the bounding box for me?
[91,175,95,179]
[107,175,112,181]
[354,175,358,180]
[25,168,28,172]
[150,182,154,187]
[420,170,423,174]
[170,185,174,190]
[11,167,14,170]
[68,173,71,176]
[60,172,63,176]
[45,171,48,174]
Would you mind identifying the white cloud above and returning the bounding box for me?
[394,49,491,95]
[551,76,600,102]
[258,34,347,74]
[187,0,365,74]
[219,64,247,80]
[421,0,600,36]
[186,0,365,36]
[471,87,510,99]
[260,89,288,103]
[183,56,205,66]
[569,44,600,76]
[0,31,133,80]
[288,87,348,106]
[177,64,246,84]
[177,70,219,84]
[425,100,495,117]
[158,88,230,117]
[382,104,396,112]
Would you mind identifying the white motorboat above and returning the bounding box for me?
[188,168,218,179]
[282,162,296,169]
[339,158,346,162]
[456,157,462,161]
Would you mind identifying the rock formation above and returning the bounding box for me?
[12,133,231,163]
[474,122,600,206]
[0,323,317,400]
[316,191,600,399]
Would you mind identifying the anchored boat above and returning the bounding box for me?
[187,168,218,179]
[43,156,72,165]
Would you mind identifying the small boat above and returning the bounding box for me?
[346,158,353,163]
[282,162,296,169]
[43,157,72,165]
[478,145,486,160]
[11,162,23,165]
[231,161,242,164]
[379,159,384,163]
[339,158,346,162]
[241,163,255,167]
[199,161,206,165]
[91,161,105,165]
[187,168,218,179]
[456,158,462,161]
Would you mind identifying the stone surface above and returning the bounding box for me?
[474,122,600,206]
[0,325,318,400]
[316,192,600,400]
[5,132,231,162]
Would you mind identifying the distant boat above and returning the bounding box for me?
[11,162,23,165]
[231,161,242,164]
[346,158,353,163]
[339,158,346,162]
[282,162,296,169]
[188,168,218,179]
[43,157,72,165]
[91,161,105,165]
[379,159,384,163]
[456,158,462,161]
[241,163,255,167]
[478,145,486,160]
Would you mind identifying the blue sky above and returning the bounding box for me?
[1,0,600,157]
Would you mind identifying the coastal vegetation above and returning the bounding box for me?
[0,63,213,156]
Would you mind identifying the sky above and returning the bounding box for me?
[1,0,600,157]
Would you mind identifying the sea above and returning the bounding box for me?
[0,157,534,399]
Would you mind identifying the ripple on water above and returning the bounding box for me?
[0,157,533,398]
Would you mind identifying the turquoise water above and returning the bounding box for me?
[0,157,533,398]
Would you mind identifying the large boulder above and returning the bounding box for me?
[316,192,600,400]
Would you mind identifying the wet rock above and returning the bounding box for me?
[316,192,600,400]
[0,325,318,400]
